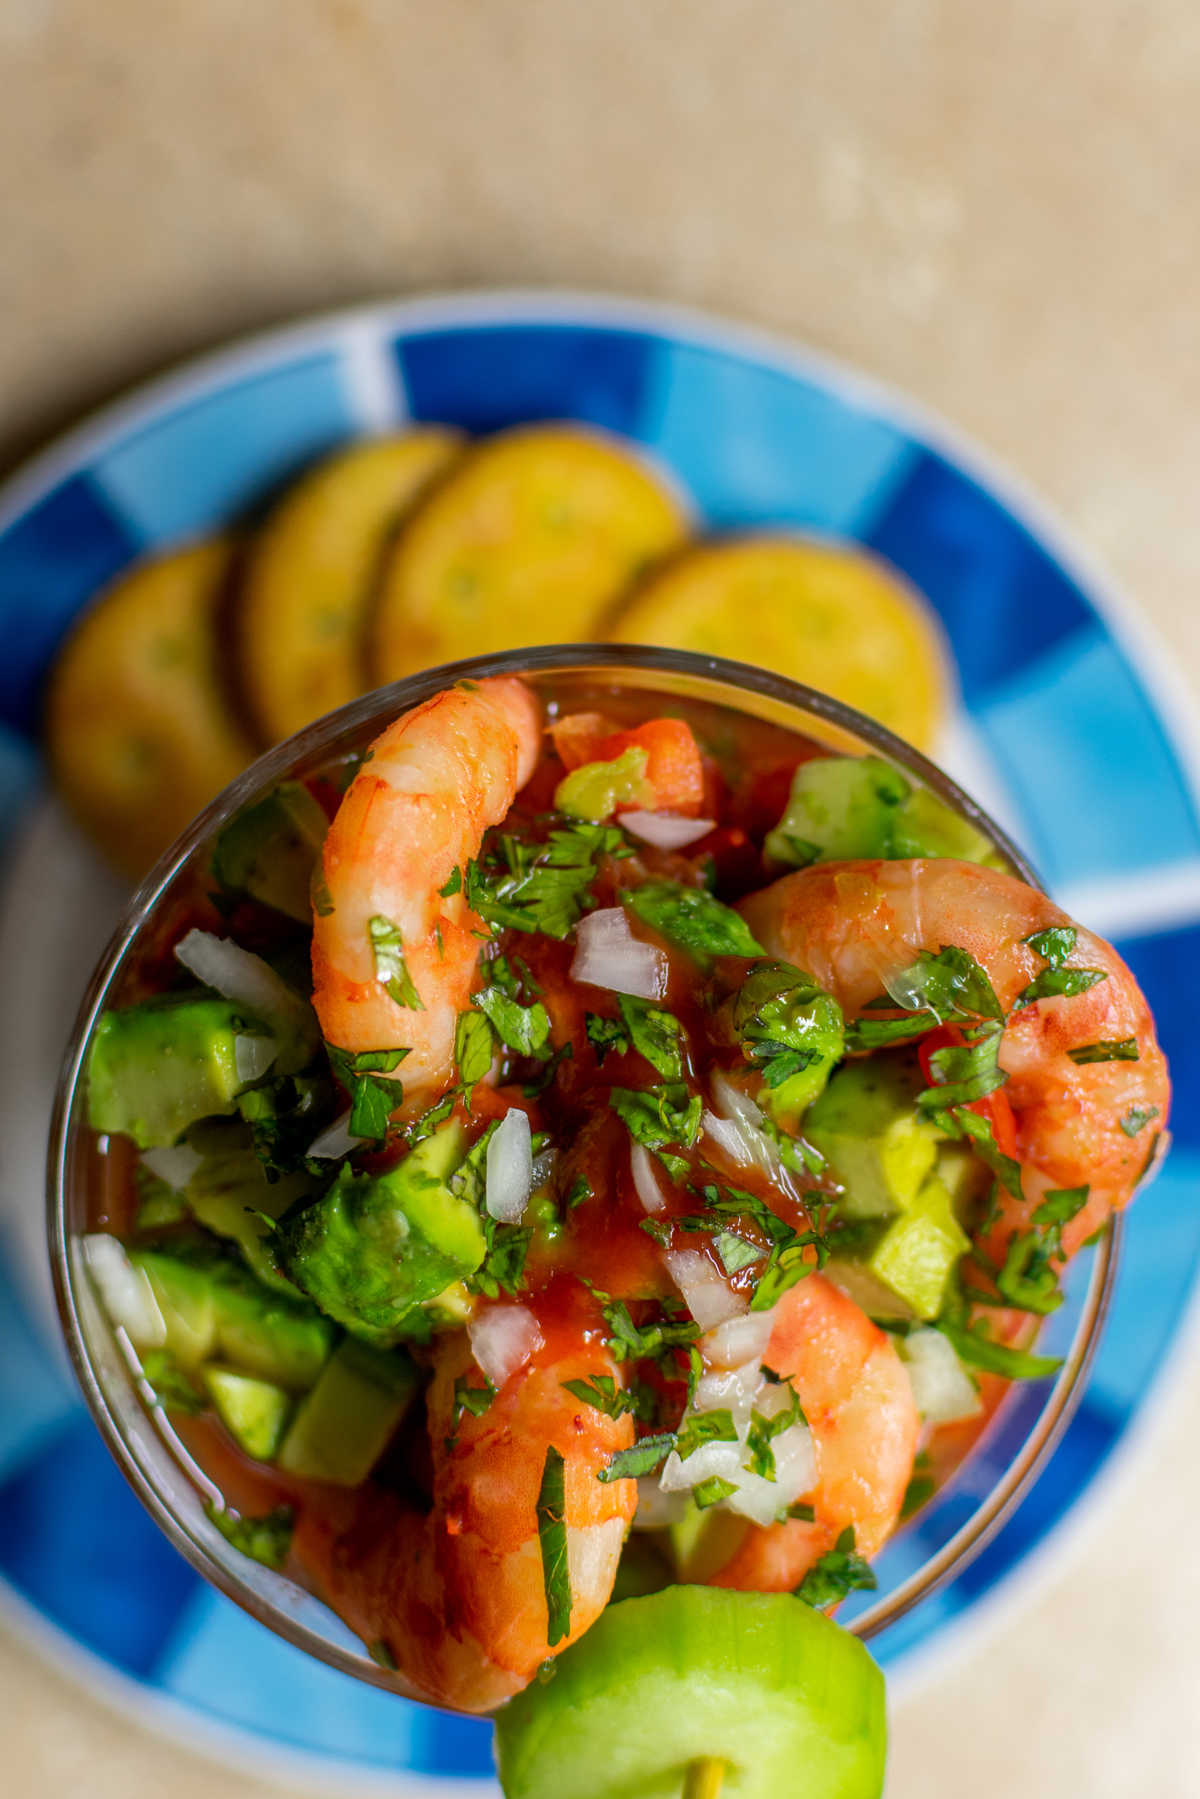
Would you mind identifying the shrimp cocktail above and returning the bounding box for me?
[55,651,1169,1799]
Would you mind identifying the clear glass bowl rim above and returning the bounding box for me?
[46,642,1117,1692]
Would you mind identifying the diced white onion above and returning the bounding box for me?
[660,1435,744,1493]
[664,1247,747,1329]
[468,1303,543,1390]
[692,1361,766,1431]
[485,1107,534,1223]
[530,1147,559,1192]
[306,1109,365,1160]
[174,928,317,1072]
[570,908,668,1000]
[234,1033,277,1085]
[900,1327,982,1424]
[630,1142,668,1214]
[634,1478,690,1529]
[704,1071,782,1181]
[726,1419,816,1526]
[620,812,716,850]
[140,1144,202,1192]
[702,1306,778,1370]
[658,1365,816,1525]
[83,1234,166,1349]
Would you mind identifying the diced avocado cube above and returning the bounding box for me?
[805,1057,940,1220]
[187,1150,316,1295]
[208,1262,335,1390]
[823,1256,917,1323]
[276,1122,486,1347]
[889,784,1004,866]
[276,1338,419,1485]
[131,1244,333,1386]
[935,1142,991,1220]
[87,996,266,1149]
[203,1366,292,1461]
[837,1173,971,1322]
[764,755,910,868]
[211,781,329,923]
[132,1248,218,1366]
[669,1501,752,1584]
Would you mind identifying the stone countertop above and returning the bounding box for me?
[3,3,1199,1793]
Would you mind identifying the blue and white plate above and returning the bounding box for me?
[2,293,1198,1792]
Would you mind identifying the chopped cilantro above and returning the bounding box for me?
[368,915,425,1011]
[938,1105,1024,1200]
[599,1295,701,1370]
[713,1228,763,1276]
[616,994,685,1081]
[466,821,628,939]
[1034,1185,1090,1229]
[878,944,1004,1025]
[795,1526,877,1608]
[939,1320,1061,1381]
[1120,1104,1159,1138]
[609,1083,702,1153]
[438,866,462,898]
[900,1474,936,1521]
[206,1502,294,1571]
[1067,1038,1140,1065]
[536,1446,572,1646]
[732,962,844,1088]
[561,1373,651,1422]
[455,1010,495,1103]
[597,1432,678,1483]
[564,1174,593,1209]
[675,1408,738,1461]
[1023,926,1077,966]
[694,1476,739,1509]
[623,880,765,966]
[450,1372,497,1434]
[326,1045,408,1146]
[585,1012,629,1062]
[918,1021,1007,1111]
[311,872,335,917]
[1012,966,1107,1010]
[474,985,552,1059]
[744,1389,803,1481]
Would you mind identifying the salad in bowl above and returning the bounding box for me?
[50,648,1168,1798]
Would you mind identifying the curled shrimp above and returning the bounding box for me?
[293,1286,636,1713]
[311,675,541,1102]
[702,1273,919,1591]
[740,858,1170,1255]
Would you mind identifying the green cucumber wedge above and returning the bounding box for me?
[494,1586,885,1799]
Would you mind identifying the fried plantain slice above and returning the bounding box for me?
[370,424,689,681]
[238,430,464,743]
[45,538,254,881]
[609,536,950,750]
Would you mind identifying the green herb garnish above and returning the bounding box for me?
[1067,1038,1140,1065]
[536,1446,572,1646]
[795,1527,877,1608]
[467,821,628,940]
[623,880,765,966]
[368,914,425,1011]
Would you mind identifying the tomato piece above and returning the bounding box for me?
[551,713,705,815]
[919,1024,1019,1160]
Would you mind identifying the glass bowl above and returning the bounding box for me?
[46,644,1117,1700]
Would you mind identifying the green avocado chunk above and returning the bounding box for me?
[888,785,1003,866]
[804,1058,940,1221]
[765,755,910,869]
[87,995,268,1149]
[211,780,330,923]
[275,1121,486,1346]
[494,1586,886,1799]
[276,1337,419,1485]
[202,1366,292,1461]
[828,1173,971,1322]
[185,1141,316,1295]
[130,1244,334,1388]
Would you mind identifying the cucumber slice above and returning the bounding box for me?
[202,1366,292,1461]
[494,1587,885,1799]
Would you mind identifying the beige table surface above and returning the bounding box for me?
[3,2,1200,1792]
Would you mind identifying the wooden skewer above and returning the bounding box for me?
[683,1757,726,1798]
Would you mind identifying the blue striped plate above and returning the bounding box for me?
[2,293,1197,1791]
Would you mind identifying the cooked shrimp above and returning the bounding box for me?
[707,1274,919,1590]
[740,858,1170,1254]
[293,1287,636,1713]
[311,675,541,1101]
